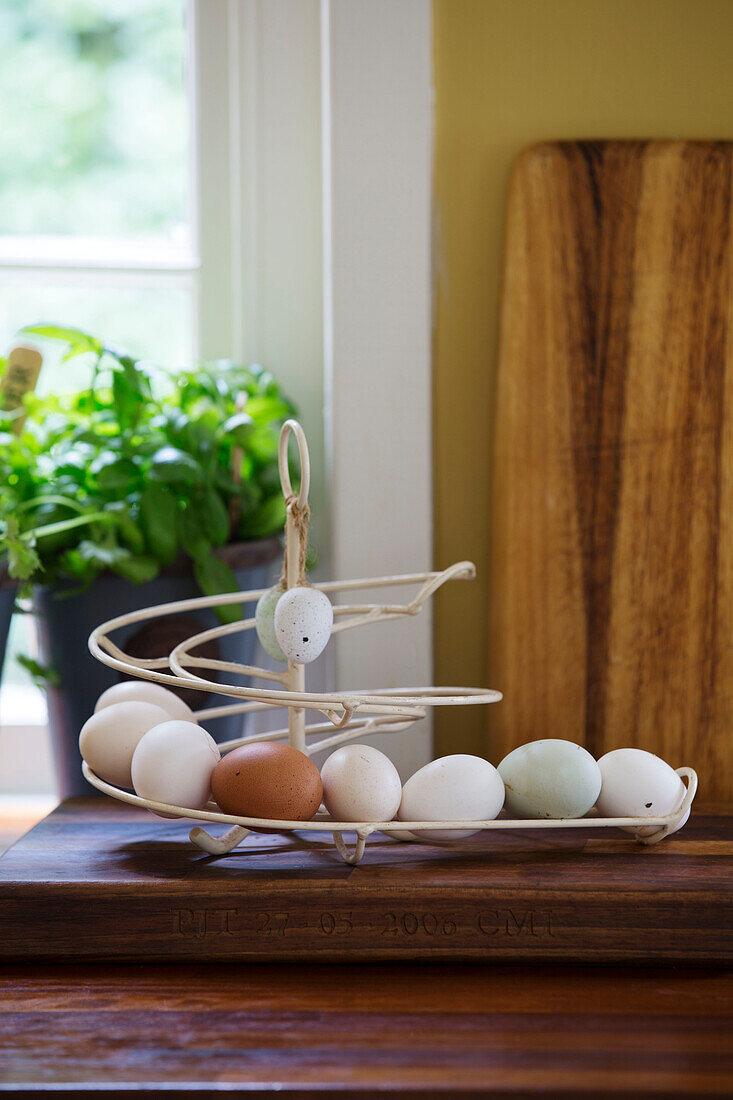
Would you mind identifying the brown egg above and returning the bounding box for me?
[211,742,323,822]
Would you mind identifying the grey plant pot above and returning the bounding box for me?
[0,582,17,683]
[33,538,281,799]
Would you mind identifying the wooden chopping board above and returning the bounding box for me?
[490,141,733,801]
[0,798,731,963]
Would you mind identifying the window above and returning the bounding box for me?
[0,0,195,386]
[0,0,195,798]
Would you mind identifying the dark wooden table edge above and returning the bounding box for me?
[1,952,731,966]
[2,1086,733,1099]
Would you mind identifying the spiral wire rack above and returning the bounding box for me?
[86,420,697,864]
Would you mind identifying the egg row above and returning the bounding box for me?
[322,740,688,839]
[80,683,688,837]
[394,742,689,839]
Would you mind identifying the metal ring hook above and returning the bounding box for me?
[278,419,310,509]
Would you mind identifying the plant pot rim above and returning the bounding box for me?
[1,535,282,592]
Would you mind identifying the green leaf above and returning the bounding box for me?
[1,517,41,581]
[113,554,160,584]
[139,484,178,565]
[232,479,261,513]
[149,446,204,485]
[112,367,145,430]
[20,502,80,555]
[257,463,285,497]
[244,423,280,464]
[104,502,145,553]
[17,494,86,516]
[75,540,130,568]
[222,411,254,441]
[213,466,242,495]
[16,654,61,688]
[305,545,319,572]
[238,493,286,539]
[57,548,96,581]
[196,487,230,547]
[192,549,241,625]
[242,395,291,423]
[91,451,138,491]
[178,503,209,560]
[20,324,102,358]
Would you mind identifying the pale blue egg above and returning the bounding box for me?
[498,739,601,819]
[255,585,288,662]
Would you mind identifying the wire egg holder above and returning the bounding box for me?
[85,420,697,865]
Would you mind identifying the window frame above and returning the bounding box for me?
[0,0,435,790]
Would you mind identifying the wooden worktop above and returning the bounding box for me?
[1,800,731,1094]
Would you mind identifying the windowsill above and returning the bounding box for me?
[0,794,57,856]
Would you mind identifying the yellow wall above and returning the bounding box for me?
[432,0,733,756]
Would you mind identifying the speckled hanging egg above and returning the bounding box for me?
[255,585,288,662]
[274,585,333,664]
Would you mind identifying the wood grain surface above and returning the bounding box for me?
[490,141,733,799]
[1,798,731,963]
[1,961,732,1096]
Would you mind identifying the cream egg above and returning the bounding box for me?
[274,586,333,664]
[255,585,288,662]
[321,744,402,823]
[398,754,505,841]
[131,720,220,815]
[596,748,688,835]
[498,739,601,819]
[95,681,192,721]
[79,701,171,788]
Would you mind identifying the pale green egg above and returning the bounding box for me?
[498,739,601,819]
[255,585,288,662]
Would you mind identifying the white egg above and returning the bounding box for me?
[131,720,221,815]
[398,754,505,841]
[596,748,688,836]
[498,739,601,819]
[321,744,402,823]
[255,585,288,662]
[274,586,333,664]
[79,701,171,788]
[95,681,193,721]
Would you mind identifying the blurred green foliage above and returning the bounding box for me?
[0,0,187,239]
[0,326,296,623]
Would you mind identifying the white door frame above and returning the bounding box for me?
[321,0,433,774]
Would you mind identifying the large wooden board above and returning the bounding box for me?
[490,141,733,800]
[0,798,730,963]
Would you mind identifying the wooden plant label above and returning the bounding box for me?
[2,345,42,432]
